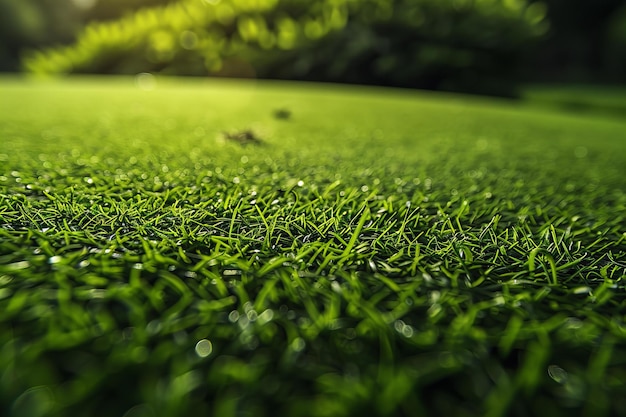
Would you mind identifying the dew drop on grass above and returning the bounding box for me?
[291,337,306,352]
[195,339,213,358]
[247,310,258,322]
[238,316,250,329]
[563,317,583,329]
[394,320,405,333]
[402,325,414,338]
[146,320,162,335]
[228,310,240,322]
[547,365,568,384]
[258,309,274,325]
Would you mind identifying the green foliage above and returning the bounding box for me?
[22,0,548,95]
[84,0,180,22]
[263,0,550,95]
[525,0,626,84]
[0,0,81,71]
[1,76,626,416]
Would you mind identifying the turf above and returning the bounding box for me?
[522,84,626,119]
[1,76,625,417]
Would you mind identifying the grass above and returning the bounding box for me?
[522,84,626,119]
[1,75,625,417]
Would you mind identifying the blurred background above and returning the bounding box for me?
[1,0,625,100]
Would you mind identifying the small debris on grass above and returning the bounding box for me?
[222,129,263,145]
[273,108,291,120]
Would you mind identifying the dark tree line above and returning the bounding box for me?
[527,0,626,83]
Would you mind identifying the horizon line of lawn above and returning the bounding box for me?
[3,74,626,122]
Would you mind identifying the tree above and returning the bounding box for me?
[0,0,81,71]
[528,0,625,82]
[22,0,548,97]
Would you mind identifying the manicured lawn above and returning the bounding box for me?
[1,76,625,417]
[522,84,626,119]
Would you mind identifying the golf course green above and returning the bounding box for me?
[1,76,625,417]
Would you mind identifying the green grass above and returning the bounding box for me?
[522,84,626,119]
[1,76,626,417]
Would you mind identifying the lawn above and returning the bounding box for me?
[522,84,626,119]
[1,76,625,417]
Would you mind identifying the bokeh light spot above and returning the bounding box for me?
[136,73,156,91]
[195,339,213,358]
[547,365,568,384]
